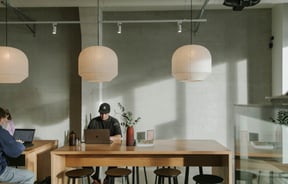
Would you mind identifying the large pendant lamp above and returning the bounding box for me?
[172,45,211,81]
[0,0,28,83]
[171,0,211,82]
[78,0,118,82]
[78,46,117,82]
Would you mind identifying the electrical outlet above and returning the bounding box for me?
[249,132,259,141]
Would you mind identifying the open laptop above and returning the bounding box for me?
[13,128,35,148]
[84,129,112,144]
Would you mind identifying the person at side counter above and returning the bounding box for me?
[0,107,35,184]
[87,103,122,184]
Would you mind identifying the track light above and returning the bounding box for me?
[177,21,182,33]
[117,22,122,34]
[52,23,57,35]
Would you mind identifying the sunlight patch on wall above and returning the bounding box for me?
[107,97,124,117]
[236,59,248,104]
[283,46,288,94]
[134,79,176,130]
[185,63,228,141]
[82,82,101,115]
[33,119,69,146]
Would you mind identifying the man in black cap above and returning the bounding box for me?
[88,102,122,141]
[87,102,122,184]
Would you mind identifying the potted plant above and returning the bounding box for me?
[118,103,141,146]
[273,110,288,125]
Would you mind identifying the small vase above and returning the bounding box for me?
[69,130,76,146]
[126,126,135,146]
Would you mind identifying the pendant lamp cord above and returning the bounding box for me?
[5,0,8,46]
[190,0,193,44]
[97,0,100,46]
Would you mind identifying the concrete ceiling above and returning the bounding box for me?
[2,0,288,11]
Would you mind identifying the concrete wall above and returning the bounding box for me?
[0,8,81,146]
[80,9,272,149]
[0,6,273,183]
[272,5,288,96]
[77,9,272,182]
[0,7,272,149]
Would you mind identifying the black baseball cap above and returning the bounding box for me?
[98,103,110,114]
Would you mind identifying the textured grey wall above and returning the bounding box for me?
[0,8,81,145]
[80,9,272,150]
[0,7,273,183]
[0,8,272,148]
[78,9,272,183]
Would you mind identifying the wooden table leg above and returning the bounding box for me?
[51,153,66,184]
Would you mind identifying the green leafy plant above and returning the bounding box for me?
[272,110,288,126]
[118,102,141,128]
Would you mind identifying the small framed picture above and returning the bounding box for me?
[137,131,146,143]
[147,129,154,141]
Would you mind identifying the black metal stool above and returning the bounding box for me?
[192,167,223,184]
[105,168,132,184]
[154,167,181,184]
[65,168,94,184]
[131,166,148,184]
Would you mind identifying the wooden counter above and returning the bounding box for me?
[51,139,232,184]
[8,140,58,181]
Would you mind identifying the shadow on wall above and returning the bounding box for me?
[0,84,68,126]
[18,101,68,126]
[155,121,185,140]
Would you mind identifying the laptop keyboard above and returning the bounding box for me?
[23,142,34,148]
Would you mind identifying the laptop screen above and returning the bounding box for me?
[84,129,111,144]
[13,128,35,143]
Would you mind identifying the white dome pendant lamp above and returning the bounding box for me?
[78,0,118,82]
[171,0,211,82]
[172,44,211,81]
[0,0,28,83]
[78,46,118,82]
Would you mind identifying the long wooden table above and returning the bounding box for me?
[51,139,232,184]
[7,140,58,181]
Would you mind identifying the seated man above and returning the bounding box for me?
[88,103,122,184]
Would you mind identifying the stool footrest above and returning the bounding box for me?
[65,168,94,178]
[154,168,181,177]
[105,168,132,177]
[193,174,224,183]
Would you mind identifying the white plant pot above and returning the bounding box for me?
[275,125,288,163]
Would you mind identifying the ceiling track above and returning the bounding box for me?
[0,19,207,25]
[0,0,209,35]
